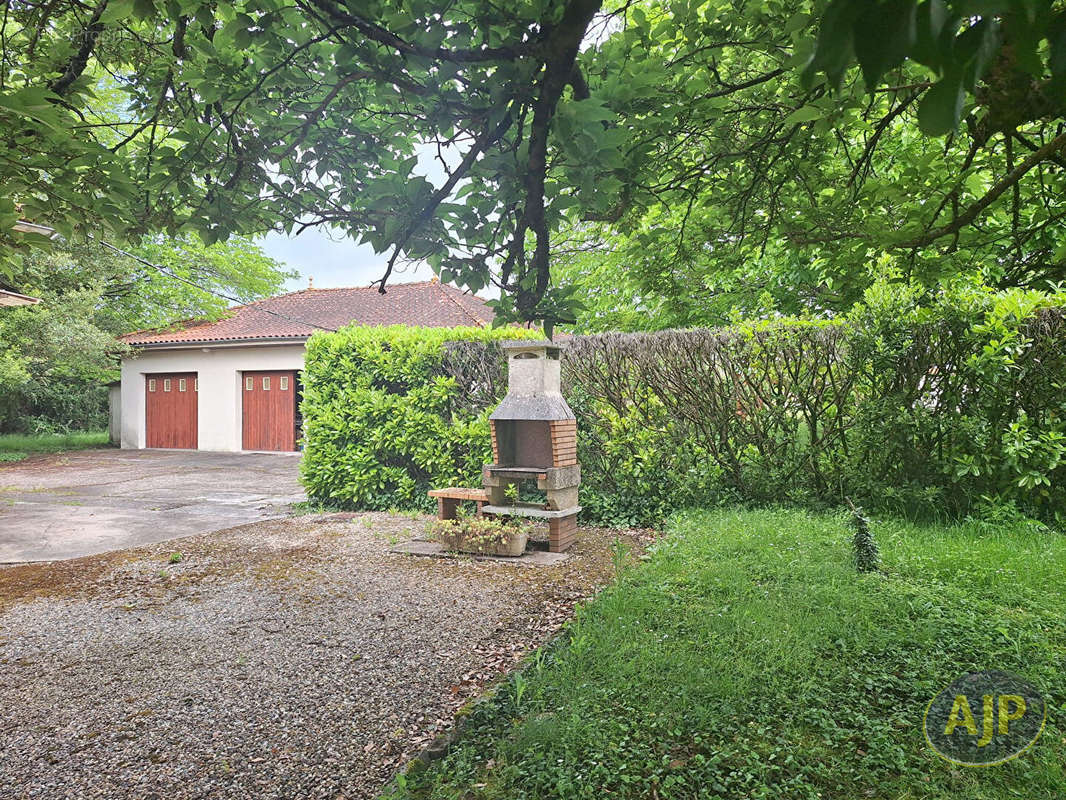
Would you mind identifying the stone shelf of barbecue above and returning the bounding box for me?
[484,465,551,480]
[481,503,582,520]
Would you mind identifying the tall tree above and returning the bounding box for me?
[1,0,1064,326]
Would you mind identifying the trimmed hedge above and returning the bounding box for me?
[299,325,540,510]
[300,283,1066,526]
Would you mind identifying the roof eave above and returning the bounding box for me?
[0,289,42,307]
[126,336,311,350]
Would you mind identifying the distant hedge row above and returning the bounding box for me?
[300,283,1066,526]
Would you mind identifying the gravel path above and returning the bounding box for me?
[0,513,642,799]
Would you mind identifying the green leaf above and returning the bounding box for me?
[783,105,824,125]
[912,0,948,68]
[785,12,810,34]
[133,0,157,19]
[99,1,136,24]
[803,0,861,88]
[853,0,917,90]
[916,76,964,135]
[0,88,65,130]
[955,19,1001,91]
[569,99,615,124]
[1049,11,1066,80]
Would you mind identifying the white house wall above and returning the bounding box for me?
[119,343,306,451]
[108,385,121,445]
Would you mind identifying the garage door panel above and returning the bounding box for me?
[242,371,297,451]
[145,372,197,449]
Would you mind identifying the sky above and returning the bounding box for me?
[261,228,435,292]
[263,142,461,294]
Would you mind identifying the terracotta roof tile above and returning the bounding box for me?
[120,280,494,346]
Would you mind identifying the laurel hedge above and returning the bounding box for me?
[300,282,1066,527]
[299,325,540,511]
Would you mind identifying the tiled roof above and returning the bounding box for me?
[120,280,494,346]
[0,288,41,307]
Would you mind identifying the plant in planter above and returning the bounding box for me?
[429,513,532,557]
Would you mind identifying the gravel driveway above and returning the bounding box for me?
[0,513,637,799]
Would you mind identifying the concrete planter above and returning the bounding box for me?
[437,527,529,557]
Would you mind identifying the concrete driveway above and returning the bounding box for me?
[0,449,304,563]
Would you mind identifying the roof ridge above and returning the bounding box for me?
[259,281,438,300]
[434,281,486,328]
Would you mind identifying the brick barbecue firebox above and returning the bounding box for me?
[428,340,581,552]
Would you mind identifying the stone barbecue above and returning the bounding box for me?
[482,341,581,551]
[427,340,581,553]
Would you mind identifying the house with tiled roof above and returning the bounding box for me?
[115,280,494,452]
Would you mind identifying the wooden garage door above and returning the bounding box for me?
[242,371,298,452]
[145,373,198,449]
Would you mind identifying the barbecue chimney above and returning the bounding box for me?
[488,341,576,470]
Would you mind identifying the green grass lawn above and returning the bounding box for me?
[0,431,110,462]
[390,508,1066,800]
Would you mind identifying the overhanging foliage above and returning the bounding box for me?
[3,1,1064,324]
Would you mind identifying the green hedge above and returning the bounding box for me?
[299,325,540,511]
[300,282,1066,526]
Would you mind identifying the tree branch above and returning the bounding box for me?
[48,0,107,95]
[846,89,920,188]
[569,64,590,100]
[513,0,603,315]
[376,109,517,292]
[1010,129,1066,170]
[896,130,1066,249]
[301,0,537,63]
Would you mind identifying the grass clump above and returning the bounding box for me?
[0,431,109,460]
[389,507,1066,800]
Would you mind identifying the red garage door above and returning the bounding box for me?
[145,373,198,449]
[242,371,298,452]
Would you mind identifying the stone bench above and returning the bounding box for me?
[427,487,489,520]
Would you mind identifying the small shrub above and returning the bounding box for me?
[168,552,183,564]
[847,500,881,573]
